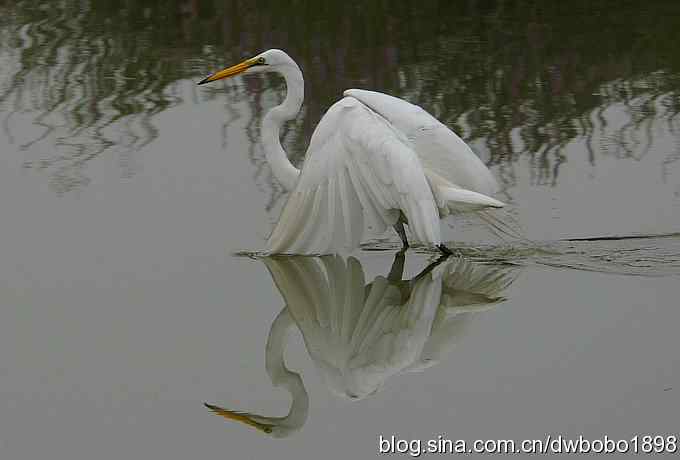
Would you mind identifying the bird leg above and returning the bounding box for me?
[412,252,451,283]
[387,249,407,282]
[393,213,454,257]
[394,216,409,250]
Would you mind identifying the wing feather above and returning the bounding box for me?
[337,168,362,248]
[343,89,499,196]
[344,156,391,231]
[266,97,441,255]
[327,176,338,246]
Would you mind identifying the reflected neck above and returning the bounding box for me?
[264,307,309,432]
[261,64,304,191]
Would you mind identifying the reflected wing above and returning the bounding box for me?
[266,96,441,255]
[343,89,499,196]
[440,258,519,309]
[263,255,369,362]
[343,267,441,394]
[407,258,520,372]
[263,255,441,399]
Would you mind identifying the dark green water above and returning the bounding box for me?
[1,2,679,459]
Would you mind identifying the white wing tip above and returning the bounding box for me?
[440,186,506,209]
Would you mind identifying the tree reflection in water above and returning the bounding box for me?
[1,0,679,198]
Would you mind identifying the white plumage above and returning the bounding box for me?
[268,96,443,253]
[264,254,518,400]
[199,49,507,255]
[204,253,518,435]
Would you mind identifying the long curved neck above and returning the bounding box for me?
[262,64,303,191]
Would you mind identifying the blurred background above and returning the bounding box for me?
[2,1,679,214]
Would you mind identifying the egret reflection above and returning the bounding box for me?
[206,252,519,436]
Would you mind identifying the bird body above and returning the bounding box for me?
[199,49,506,255]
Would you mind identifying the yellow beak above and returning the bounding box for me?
[197,58,257,85]
[204,402,274,434]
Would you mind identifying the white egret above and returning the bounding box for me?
[199,49,507,255]
[205,253,518,435]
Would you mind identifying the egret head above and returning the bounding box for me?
[197,49,295,85]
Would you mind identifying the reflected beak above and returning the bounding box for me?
[197,58,257,85]
[204,403,274,434]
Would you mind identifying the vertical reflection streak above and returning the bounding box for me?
[0,0,678,200]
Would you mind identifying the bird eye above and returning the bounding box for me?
[258,57,266,64]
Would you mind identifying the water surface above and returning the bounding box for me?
[1,1,679,458]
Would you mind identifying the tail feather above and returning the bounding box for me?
[439,186,506,210]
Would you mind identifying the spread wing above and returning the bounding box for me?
[344,89,525,240]
[343,89,499,196]
[405,258,520,372]
[266,96,441,255]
